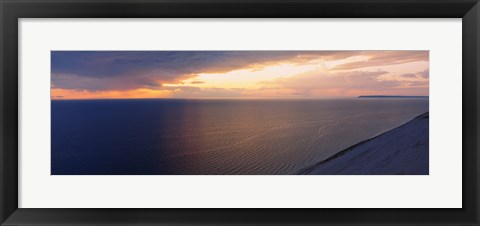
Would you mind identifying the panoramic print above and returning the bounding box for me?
[51,51,429,175]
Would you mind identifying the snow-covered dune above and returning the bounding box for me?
[301,112,429,175]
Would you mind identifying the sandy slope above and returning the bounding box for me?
[301,112,429,175]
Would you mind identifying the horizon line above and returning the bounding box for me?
[51,96,430,101]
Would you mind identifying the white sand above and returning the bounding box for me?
[301,112,429,175]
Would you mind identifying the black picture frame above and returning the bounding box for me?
[1,0,478,225]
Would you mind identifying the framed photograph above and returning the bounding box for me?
[1,0,478,225]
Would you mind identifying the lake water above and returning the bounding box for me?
[51,98,428,175]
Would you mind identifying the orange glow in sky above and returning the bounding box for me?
[51,51,429,99]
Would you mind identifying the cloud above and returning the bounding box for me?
[401,73,417,78]
[332,51,428,70]
[401,69,429,79]
[189,81,205,84]
[52,72,164,91]
[51,51,429,98]
[258,69,428,97]
[418,69,429,78]
[51,51,364,91]
[51,51,318,76]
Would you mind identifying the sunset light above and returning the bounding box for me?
[51,51,428,99]
[51,50,430,176]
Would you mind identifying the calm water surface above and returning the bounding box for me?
[51,99,428,175]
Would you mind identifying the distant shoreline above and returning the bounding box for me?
[299,112,429,175]
[358,95,429,98]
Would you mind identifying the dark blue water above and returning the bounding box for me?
[51,99,428,175]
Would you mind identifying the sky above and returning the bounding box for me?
[51,51,429,99]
